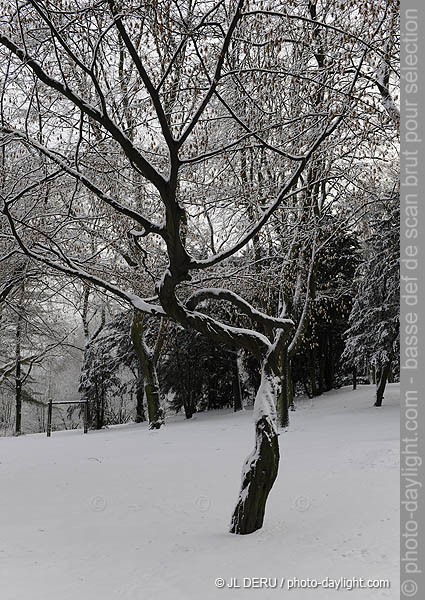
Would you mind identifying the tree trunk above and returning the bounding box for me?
[93,382,104,430]
[14,297,23,435]
[310,349,319,396]
[302,370,312,398]
[131,311,164,429]
[288,369,294,413]
[184,400,195,419]
[230,358,280,535]
[318,334,326,394]
[352,365,357,390]
[324,336,334,391]
[374,362,390,407]
[100,388,105,428]
[135,370,146,423]
[233,352,243,412]
[208,385,217,410]
[278,348,292,428]
[142,359,164,428]
[15,335,22,435]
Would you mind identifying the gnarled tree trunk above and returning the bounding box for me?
[230,356,280,535]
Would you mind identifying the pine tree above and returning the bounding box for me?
[291,226,361,398]
[160,327,239,419]
[342,194,400,406]
[78,312,135,428]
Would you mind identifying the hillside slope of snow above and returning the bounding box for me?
[0,384,399,599]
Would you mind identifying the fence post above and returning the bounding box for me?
[83,402,88,434]
[47,398,53,437]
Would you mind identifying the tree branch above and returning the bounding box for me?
[1,126,165,237]
[0,34,168,193]
[186,288,293,331]
[177,0,245,146]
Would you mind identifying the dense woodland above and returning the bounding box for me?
[0,0,399,534]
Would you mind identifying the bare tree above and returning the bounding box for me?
[0,0,395,532]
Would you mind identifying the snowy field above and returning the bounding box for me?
[0,384,399,600]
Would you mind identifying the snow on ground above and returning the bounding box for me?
[0,384,399,600]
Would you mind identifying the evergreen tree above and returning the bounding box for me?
[292,226,361,397]
[78,312,135,428]
[342,194,400,406]
[160,327,240,419]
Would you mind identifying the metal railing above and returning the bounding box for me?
[46,399,88,437]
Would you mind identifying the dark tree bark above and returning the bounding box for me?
[278,347,292,428]
[318,333,326,394]
[374,362,391,407]
[93,381,105,430]
[310,349,319,396]
[230,356,280,534]
[14,283,25,435]
[352,365,357,390]
[208,385,218,410]
[135,371,146,423]
[15,310,23,435]
[183,400,195,419]
[324,336,334,391]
